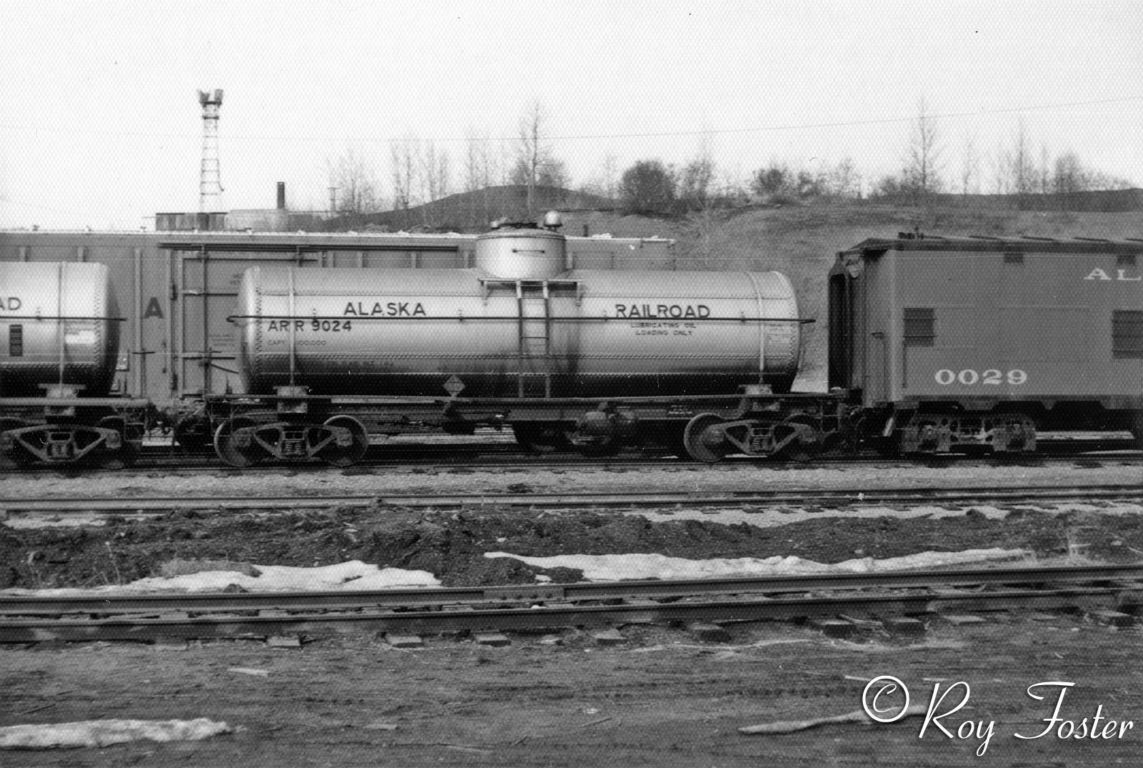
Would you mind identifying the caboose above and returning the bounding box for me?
[829,234,1143,453]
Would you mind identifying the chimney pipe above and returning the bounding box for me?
[276,182,286,210]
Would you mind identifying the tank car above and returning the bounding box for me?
[0,262,148,465]
[195,215,822,466]
[234,233,801,398]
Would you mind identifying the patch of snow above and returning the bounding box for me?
[483,548,1027,581]
[0,560,439,597]
[0,718,232,750]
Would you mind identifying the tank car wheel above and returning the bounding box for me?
[683,413,732,464]
[321,416,369,468]
[213,418,262,468]
[0,419,35,468]
[512,424,569,454]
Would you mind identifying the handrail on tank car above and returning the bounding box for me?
[224,314,815,324]
[0,315,128,322]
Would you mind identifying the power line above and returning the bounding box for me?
[0,96,1139,145]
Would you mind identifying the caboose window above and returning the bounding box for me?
[8,324,21,357]
[903,308,935,347]
[1117,254,1137,267]
[1003,252,1024,264]
[1112,310,1143,358]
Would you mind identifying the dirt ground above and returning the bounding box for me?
[3,617,1142,767]
[3,502,1143,591]
[2,460,1141,765]
[2,458,1141,590]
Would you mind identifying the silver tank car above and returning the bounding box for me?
[234,221,801,398]
[0,262,120,397]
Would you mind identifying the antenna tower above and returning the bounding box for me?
[198,89,224,211]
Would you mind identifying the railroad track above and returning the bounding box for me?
[2,563,1140,645]
[2,484,1141,517]
[5,439,1139,476]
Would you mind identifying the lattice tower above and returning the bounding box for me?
[198,89,224,211]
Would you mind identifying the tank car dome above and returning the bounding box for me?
[475,216,568,279]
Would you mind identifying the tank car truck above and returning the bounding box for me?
[198,213,841,466]
[828,234,1143,455]
[0,262,150,466]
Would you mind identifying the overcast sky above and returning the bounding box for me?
[1,0,1140,229]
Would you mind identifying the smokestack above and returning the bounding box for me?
[276,182,286,210]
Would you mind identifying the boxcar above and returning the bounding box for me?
[829,234,1143,452]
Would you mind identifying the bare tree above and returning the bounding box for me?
[513,101,567,215]
[1004,120,1037,197]
[678,136,717,210]
[960,133,980,196]
[1052,150,1084,209]
[389,135,419,229]
[328,146,382,215]
[582,152,621,202]
[419,141,450,202]
[463,128,492,226]
[825,157,860,199]
[416,140,451,227]
[903,97,944,199]
[600,153,619,201]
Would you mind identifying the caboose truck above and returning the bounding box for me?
[0,263,149,466]
[202,212,848,467]
[829,234,1143,455]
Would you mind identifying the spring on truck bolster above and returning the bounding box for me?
[900,413,1037,453]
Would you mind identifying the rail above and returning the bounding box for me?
[2,563,1140,644]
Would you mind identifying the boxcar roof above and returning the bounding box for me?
[842,234,1143,256]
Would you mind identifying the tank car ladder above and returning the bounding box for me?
[515,280,553,397]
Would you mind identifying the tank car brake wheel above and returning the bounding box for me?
[321,416,369,467]
[213,418,262,468]
[683,413,732,464]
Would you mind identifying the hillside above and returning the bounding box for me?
[560,202,1143,391]
[321,186,615,233]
